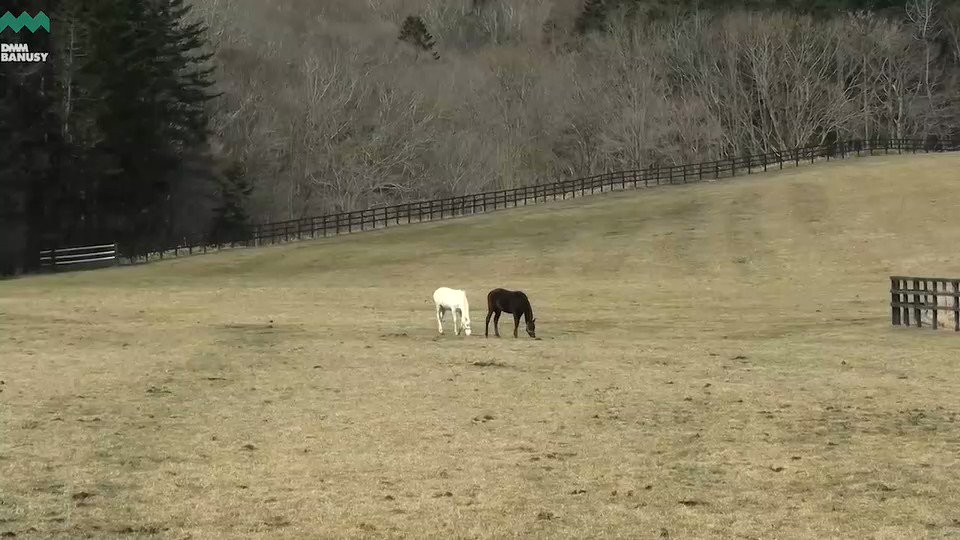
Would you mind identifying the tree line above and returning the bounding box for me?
[1,0,245,275]
[2,0,959,275]
[195,0,958,226]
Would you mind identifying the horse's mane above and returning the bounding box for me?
[522,296,534,321]
[514,291,534,321]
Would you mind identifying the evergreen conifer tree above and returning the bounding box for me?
[208,161,254,247]
[575,0,610,35]
[0,0,64,273]
[78,0,218,257]
[398,15,441,60]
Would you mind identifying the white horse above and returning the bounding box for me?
[433,287,472,336]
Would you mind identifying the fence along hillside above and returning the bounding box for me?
[134,138,957,262]
[39,243,118,271]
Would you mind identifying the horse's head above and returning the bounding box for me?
[526,318,536,338]
[462,314,472,336]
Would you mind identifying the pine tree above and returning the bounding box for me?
[398,15,441,60]
[1,0,219,269]
[78,0,218,257]
[0,0,65,273]
[49,0,103,246]
[208,161,253,246]
[575,0,610,35]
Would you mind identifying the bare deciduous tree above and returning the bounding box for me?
[190,0,960,223]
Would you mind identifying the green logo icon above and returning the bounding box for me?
[0,12,51,33]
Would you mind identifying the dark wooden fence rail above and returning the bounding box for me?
[39,243,119,271]
[138,137,957,262]
[890,276,960,331]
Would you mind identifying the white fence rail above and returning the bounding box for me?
[39,243,118,270]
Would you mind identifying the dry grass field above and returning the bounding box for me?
[2,153,960,539]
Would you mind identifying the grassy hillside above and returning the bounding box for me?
[2,153,960,538]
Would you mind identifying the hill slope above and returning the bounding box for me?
[1,153,959,539]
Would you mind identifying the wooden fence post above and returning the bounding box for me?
[914,279,922,327]
[903,278,911,326]
[932,280,939,330]
[891,277,901,326]
[954,281,960,332]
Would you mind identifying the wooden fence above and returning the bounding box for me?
[890,276,960,331]
[134,137,956,262]
[39,243,119,271]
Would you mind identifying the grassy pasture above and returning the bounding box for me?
[2,153,960,539]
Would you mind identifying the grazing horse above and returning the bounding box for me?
[433,287,472,336]
[485,288,536,338]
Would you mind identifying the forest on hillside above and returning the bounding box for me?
[2,0,959,274]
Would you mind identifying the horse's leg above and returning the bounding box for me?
[493,311,502,337]
[513,313,521,338]
[485,309,494,337]
[454,308,462,336]
[436,306,445,335]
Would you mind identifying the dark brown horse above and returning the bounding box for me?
[485,288,536,338]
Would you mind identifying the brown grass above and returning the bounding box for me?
[2,153,960,539]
